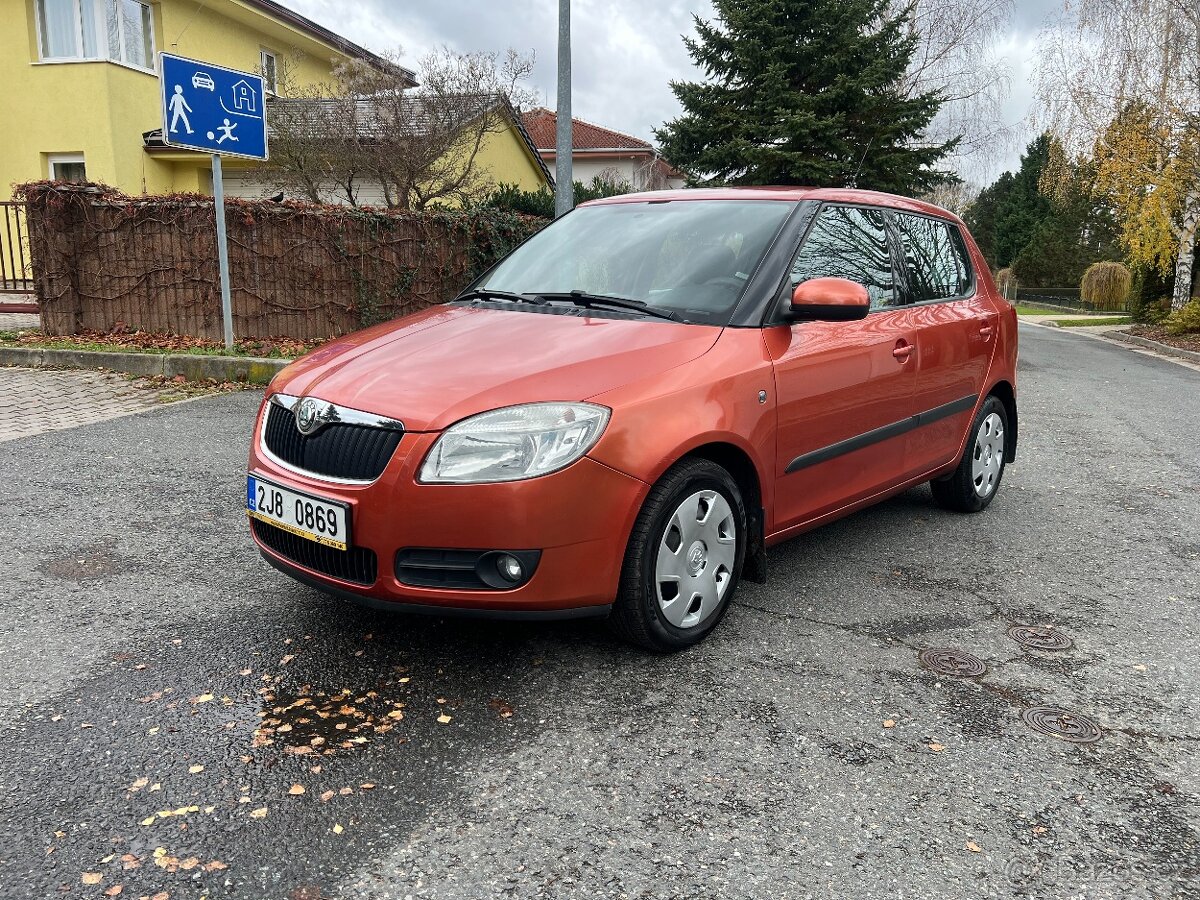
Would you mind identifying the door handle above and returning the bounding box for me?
[892,340,914,361]
[978,320,995,339]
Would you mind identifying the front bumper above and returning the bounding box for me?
[247,408,649,614]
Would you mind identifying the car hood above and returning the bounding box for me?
[271,305,721,432]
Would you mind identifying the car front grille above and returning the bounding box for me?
[263,402,402,481]
[252,518,378,586]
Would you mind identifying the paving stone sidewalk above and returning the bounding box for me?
[0,367,184,442]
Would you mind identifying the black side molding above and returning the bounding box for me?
[786,394,978,474]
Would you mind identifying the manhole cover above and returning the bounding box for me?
[918,648,987,677]
[1008,625,1074,650]
[1020,706,1102,743]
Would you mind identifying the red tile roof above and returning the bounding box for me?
[521,108,653,152]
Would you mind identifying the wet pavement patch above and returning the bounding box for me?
[918,647,988,677]
[38,543,130,582]
[1007,624,1075,651]
[1020,706,1103,744]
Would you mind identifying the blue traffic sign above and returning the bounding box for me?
[159,52,268,160]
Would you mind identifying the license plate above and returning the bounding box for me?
[247,474,350,551]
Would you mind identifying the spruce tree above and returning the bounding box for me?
[655,0,957,194]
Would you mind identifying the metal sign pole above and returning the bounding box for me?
[211,153,234,350]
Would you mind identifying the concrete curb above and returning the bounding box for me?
[0,345,289,383]
[1104,330,1200,365]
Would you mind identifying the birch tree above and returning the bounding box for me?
[1037,0,1200,309]
[891,0,1016,179]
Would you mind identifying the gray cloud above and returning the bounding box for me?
[287,0,1056,184]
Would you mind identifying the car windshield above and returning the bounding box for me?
[476,200,796,325]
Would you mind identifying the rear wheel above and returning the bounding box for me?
[931,395,1009,513]
[610,458,745,651]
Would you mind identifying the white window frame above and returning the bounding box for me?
[260,48,278,94]
[48,153,87,182]
[32,0,156,73]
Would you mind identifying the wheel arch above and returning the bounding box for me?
[678,441,768,584]
[987,379,1018,463]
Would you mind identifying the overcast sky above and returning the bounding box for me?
[288,0,1062,185]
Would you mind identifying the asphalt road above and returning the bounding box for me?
[1,324,1198,900]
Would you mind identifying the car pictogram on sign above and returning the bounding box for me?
[191,72,215,90]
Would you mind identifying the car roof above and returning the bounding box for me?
[582,186,963,225]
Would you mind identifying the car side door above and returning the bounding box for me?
[889,212,998,477]
[766,204,923,532]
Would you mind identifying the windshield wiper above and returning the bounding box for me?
[540,290,683,322]
[456,288,548,305]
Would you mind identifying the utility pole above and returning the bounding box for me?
[555,0,574,217]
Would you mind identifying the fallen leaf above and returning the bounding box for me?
[966,841,982,853]
[188,765,204,774]
[152,893,169,900]
[249,807,268,819]
[488,699,515,719]
[332,823,344,834]
[883,719,896,729]
[139,817,156,827]
[1132,664,1147,672]
[51,715,63,722]
[398,676,411,684]
[148,727,160,735]
[360,783,375,790]
[437,714,452,725]
[386,710,404,720]
[101,854,115,863]
[309,766,322,774]
[120,854,140,870]
[928,743,945,752]
[338,787,353,796]
[280,654,295,666]
[289,784,305,795]
[1032,825,1047,834]
[192,693,214,704]
[178,857,200,870]
[149,783,161,792]
[82,873,103,885]
[134,664,147,670]
[53,831,66,838]
[104,886,124,896]
[129,777,149,792]
[239,668,253,676]
[80,723,94,729]
[203,860,228,872]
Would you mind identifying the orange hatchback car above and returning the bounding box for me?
[248,188,1017,650]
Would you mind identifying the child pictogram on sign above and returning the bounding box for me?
[206,119,239,144]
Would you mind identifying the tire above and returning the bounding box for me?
[931,394,1009,513]
[610,458,746,651]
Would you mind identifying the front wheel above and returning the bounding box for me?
[610,458,746,651]
[931,395,1009,513]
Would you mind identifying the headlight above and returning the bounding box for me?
[419,403,611,484]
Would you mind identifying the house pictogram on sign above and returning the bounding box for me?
[231,80,257,113]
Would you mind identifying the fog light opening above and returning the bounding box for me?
[496,553,525,584]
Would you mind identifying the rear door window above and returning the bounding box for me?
[790,205,897,309]
[892,213,973,302]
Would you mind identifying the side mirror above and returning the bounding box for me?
[789,277,871,321]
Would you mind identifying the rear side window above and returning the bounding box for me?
[892,213,972,302]
[790,205,897,308]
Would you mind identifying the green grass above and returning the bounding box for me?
[1013,303,1127,317]
[1054,317,1130,328]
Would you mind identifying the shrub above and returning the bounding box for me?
[1079,261,1132,310]
[1126,266,1172,323]
[994,267,1016,300]
[485,176,635,219]
[1163,298,1200,335]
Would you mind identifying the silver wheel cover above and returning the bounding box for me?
[971,412,1005,498]
[655,489,737,629]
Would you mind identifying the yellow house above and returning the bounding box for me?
[1,0,551,200]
